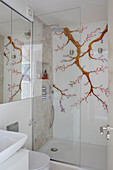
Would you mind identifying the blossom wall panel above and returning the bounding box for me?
[53,21,108,145]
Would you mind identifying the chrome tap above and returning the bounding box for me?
[100,125,113,140]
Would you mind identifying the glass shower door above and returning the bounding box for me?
[33,8,81,166]
[80,22,108,170]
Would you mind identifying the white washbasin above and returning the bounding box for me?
[0,130,27,165]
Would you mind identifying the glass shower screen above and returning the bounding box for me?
[33,7,81,166]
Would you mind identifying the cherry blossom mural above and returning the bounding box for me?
[4,33,31,102]
[53,23,108,113]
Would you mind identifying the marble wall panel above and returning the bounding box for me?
[33,16,53,151]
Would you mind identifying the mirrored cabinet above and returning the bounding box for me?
[0,1,33,104]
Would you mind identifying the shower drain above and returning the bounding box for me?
[51,148,58,152]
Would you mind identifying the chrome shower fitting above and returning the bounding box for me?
[100,126,107,135]
[43,24,59,28]
[100,125,113,140]
[42,86,47,100]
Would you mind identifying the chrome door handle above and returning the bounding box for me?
[100,125,113,140]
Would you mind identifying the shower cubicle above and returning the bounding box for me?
[32,7,108,170]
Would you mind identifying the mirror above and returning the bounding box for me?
[0,1,32,104]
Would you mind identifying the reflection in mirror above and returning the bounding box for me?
[0,1,32,104]
[0,2,11,103]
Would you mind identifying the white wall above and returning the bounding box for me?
[0,99,32,149]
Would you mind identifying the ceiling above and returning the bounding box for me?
[26,0,108,25]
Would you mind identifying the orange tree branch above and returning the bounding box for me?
[53,24,108,111]
[88,25,108,60]
[6,36,22,65]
